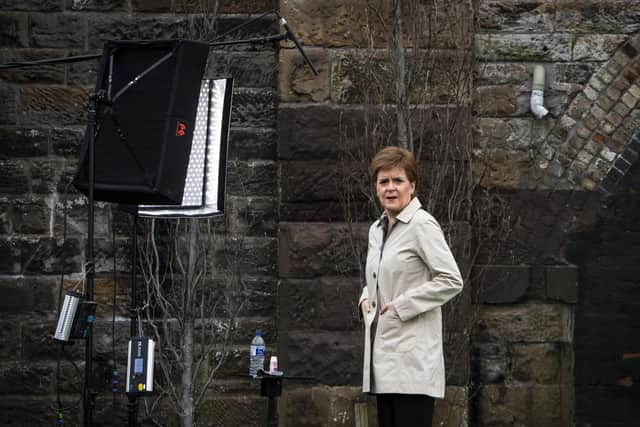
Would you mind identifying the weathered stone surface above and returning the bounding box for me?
[228,128,277,161]
[19,86,90,126]
[473,85,518,116]
[0,362,54,394]
[0,85,18,125]
[285,330,361,385]
[555,62,600,86]
[0,13,29,48]
[50,126,84,156]
[231,89,277,128]
[87,14,193,49]
[476,34,573,62]
[476,150,531,188]
[283,385,363,427]
[331,49,471,105]
[11,196,52,234]
[66,49,101,87]
[226,160,277,197]
[477,265,531,304]
[284,276,360,331]
[0,320,20,358]
[65,0,128,11]
[434,386,469,427]
[573,34,628,61]
[531,384,573,426]
[511,342,569,384]
[215,236,278,276]
[0,127,50,158]
[556,2,640,33]
[473,342,508,384]
[31,159,66,193]
[198,394,267,427]
[280,200,374,223]
[0,0,61,10]
[545,265,578,303]
[224,195,277,237]
[0,276,55,312]
[30,13,85,48]
[0,396,70,426]
[279,222,367,278]
[281,159,360,202]
[479,1,555,33]
[445,332,471,386]
[130,0,171,12]
[473,117,532,151]
[0,159,29,194]
[218,0,273,14]
[474,303,573,343]
[477,384,529,426]
[0,49,66,84]
[475,62,531,86]
[279,47,330,102]
[208,50,277,88]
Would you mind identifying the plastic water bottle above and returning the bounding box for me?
[249,329,266,377]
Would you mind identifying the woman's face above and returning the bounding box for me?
[375,166,415,218]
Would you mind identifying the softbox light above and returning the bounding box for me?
[73,39,210,205]
[132,77,232,218]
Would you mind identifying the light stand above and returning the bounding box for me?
[0,11,318,427]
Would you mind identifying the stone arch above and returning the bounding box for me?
[532,31,640,193]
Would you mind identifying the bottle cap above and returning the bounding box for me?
[256,329,262,336]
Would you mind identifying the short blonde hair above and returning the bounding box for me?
[369,146,418,192]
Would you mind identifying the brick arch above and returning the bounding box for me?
[533,31,640,193]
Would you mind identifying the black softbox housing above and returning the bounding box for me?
[74,39,210,205]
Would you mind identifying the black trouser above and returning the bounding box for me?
[376,393,435,427]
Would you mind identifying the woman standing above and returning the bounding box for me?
[359,146,463,427]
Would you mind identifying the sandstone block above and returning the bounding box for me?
[208,50,277,89]
[226,160,277,197]
[573,34,627,61]
[19,86,90,126]
[511,343,564,384]
[476,34,573,62]
[0,159,29,194]
[228,128,277,161]
[30,13,85,48]
[555,62,599,86]
[1,0,61,10]
[0,85,18,125]
[479,1,554,33]
[282,385,363,427]
[279,221,368,278]
[0,127,50,157]
[198,394,267,427]
[477,384,529,426]
[231,88,277,128]
[215,235,278,276]
[283,276,360,331]
[279,47,329,102]
[11,196,52,234]
[50,126,85,156]
[0,49,66,84]
[556,2,640,33]
[531,384,573,426]
[0,13,29,48]
[285,330,361,385]
[434,386,469,427]
[477,150,531,188]
[477,265,531,304]
[473,85,519,116]
[87,14,191,49]
[476,62,531,86]
[473,342,508,384]
[131,0,171,12]
[0,276,55,312]
[224,195,277,237]
[474,303,573,343]
[0,321,20,358]
[218,0,273,14]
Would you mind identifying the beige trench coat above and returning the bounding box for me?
[359,197,463,398]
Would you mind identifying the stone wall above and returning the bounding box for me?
[0,0,279,425]
[1,0,640,426]
[475,1,640,426]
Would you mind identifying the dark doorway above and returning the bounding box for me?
[570,161,640,426]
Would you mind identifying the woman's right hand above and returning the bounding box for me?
[360,299,372,316]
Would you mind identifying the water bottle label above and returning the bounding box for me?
[256,347,265,356]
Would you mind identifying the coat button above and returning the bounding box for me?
[372,301,376,308]
[373,272,376,278]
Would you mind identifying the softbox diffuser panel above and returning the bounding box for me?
[135,77,233,218]
[73,39,210,205]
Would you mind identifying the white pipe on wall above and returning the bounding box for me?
[530,65,549,119]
